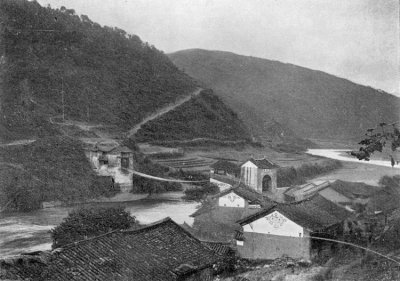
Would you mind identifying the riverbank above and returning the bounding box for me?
[306,149,400,186]
[0,195,199,258]
[307,149,400,169]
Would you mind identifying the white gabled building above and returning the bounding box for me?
[240,158,280,194]
[236,194,352,261]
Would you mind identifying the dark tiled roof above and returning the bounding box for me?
[243,158,280,169]
[109,146,133,154]
[237,194,352,231]
[201,241,232,255]
[234,230,244,241]
[41,218,221,281]
[329,180,379,199]
[284,181,330,199]
[190,185,274,217]
[210,160,240,174]
[367,186,400,214]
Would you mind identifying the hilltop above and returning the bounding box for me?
[169,49,400,143]
[0,0,198,141]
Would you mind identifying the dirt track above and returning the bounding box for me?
[127,87,202,137]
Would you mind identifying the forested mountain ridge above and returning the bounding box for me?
[0,0,198,141]
[169,49,400,142]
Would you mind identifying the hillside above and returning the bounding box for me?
[0,0,197,141]
[0,137,118,211]
[135,89,252,144]
[169,49,400,142]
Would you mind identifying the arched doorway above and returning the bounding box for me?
[262,175,272,192]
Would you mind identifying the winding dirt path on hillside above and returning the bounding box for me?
[128,87,202,138]
[0,139,35,147]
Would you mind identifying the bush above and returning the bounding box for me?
[51,207,136,248]
[130,157,182,194]
[277,160,342,187]
[183,183,219,201]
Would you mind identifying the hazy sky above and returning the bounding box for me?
[37,0,399,96]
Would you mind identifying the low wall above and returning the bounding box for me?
[237,232,311,261]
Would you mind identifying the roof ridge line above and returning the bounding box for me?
[52,217,175,252]
[122,217,173,234]
[52,228,122,252]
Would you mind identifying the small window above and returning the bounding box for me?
[299,233,302,237]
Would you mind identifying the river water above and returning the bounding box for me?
[306,149,400,169]
[0,194,199,258]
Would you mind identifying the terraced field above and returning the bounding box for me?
[154,157,215,170]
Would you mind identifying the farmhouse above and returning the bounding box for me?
[210,160,240,178]
[235,194,352,261]
[88,143,134,170]
[1,218,222,281]
[190,185,275,241]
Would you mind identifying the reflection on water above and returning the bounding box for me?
[0,197,199,258]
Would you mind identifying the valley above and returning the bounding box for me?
[0,1,399,280]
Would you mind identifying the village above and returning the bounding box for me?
[2,141,400,280]
[0,0,399,280]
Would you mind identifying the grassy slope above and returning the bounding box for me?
[135,89,252,143]
[0,137,118,211]
[169,49,400,142]
[0,0,196,141]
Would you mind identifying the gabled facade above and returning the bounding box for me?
[240,158,279,194]
[218,190,246,208]
[190,186,274,242]
[235,194,352,261]
[236,208,312,261]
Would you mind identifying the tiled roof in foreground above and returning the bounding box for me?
[42,217,221,281]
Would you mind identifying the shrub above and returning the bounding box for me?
[183,183,219,201]
[277,160,342,187]
[51,207,136,248]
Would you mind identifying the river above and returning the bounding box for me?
[0,194,199,258]
[306,149,400,169]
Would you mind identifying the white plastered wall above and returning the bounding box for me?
[243,211,304,237]
[218,192,246,208]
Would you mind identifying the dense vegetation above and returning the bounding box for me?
[0,136,119,211]
[51,207,136,248]
[0,0,196,140]
[277,160,342,187]
[131,156,182,194]
[183,183,220,201]
[170,49,400,142]
[168,170,219,201]
[135,89,252,143]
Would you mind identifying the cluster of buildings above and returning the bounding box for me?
[191,157,400,262]
[85,141,136,191]
[2,156,398,280]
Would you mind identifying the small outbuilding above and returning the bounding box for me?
[210,160,240,178]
